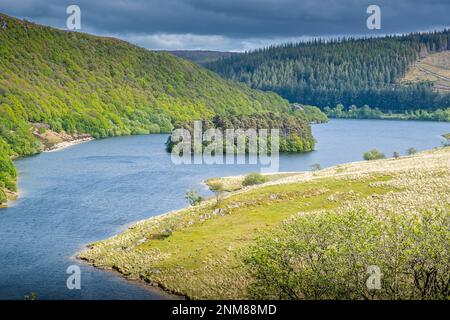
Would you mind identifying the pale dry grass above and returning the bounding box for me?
[79,147,450,299]
[402,51,450,93]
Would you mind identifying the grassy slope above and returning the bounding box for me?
[79,147,450,299]
[402,51,450,93]
[0,13,292,203]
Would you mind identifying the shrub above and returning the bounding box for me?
[363,149,386,161]
[209,181,224,193]
[311,163,321,171]
[242,173,268,186]
[243,208,449,300]
[208,181,225,206]
[407,147,417,155]
[243,209,381,299]
[185,190,204,206]
[393,151,400,159]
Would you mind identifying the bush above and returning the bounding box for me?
[242,173,268,186]
[209,181,224,193]
[185,190,204,206]
[363,149,386,161]
[393,151,400,159]
[208,181,225,206]
[243,208,449,300]
[407,147,417,155]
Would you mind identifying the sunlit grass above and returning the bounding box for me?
[79,147,450,299]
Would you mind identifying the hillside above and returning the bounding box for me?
[0,13,293,204]
[167,50,239,65]
[402,51,450,93]
[207,31,450,112]
[80,147,450,299]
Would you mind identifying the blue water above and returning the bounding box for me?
[0,119,448,300]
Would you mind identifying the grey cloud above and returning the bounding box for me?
[0,0,449,51]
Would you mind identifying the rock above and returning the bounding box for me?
[136,238,147,245]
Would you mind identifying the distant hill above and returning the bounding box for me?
[0,13,293,201]
[207,31,450,113]
[166,50,239,65]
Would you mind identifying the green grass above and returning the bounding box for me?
[97,175,393,298]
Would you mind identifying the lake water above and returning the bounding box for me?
[0,119,448,300]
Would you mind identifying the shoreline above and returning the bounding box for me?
[75,251,185,300]
[0,136,94,209]
[43,137,94,153]
[78,256,188,300]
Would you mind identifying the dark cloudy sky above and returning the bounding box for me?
[1,0,449,51]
